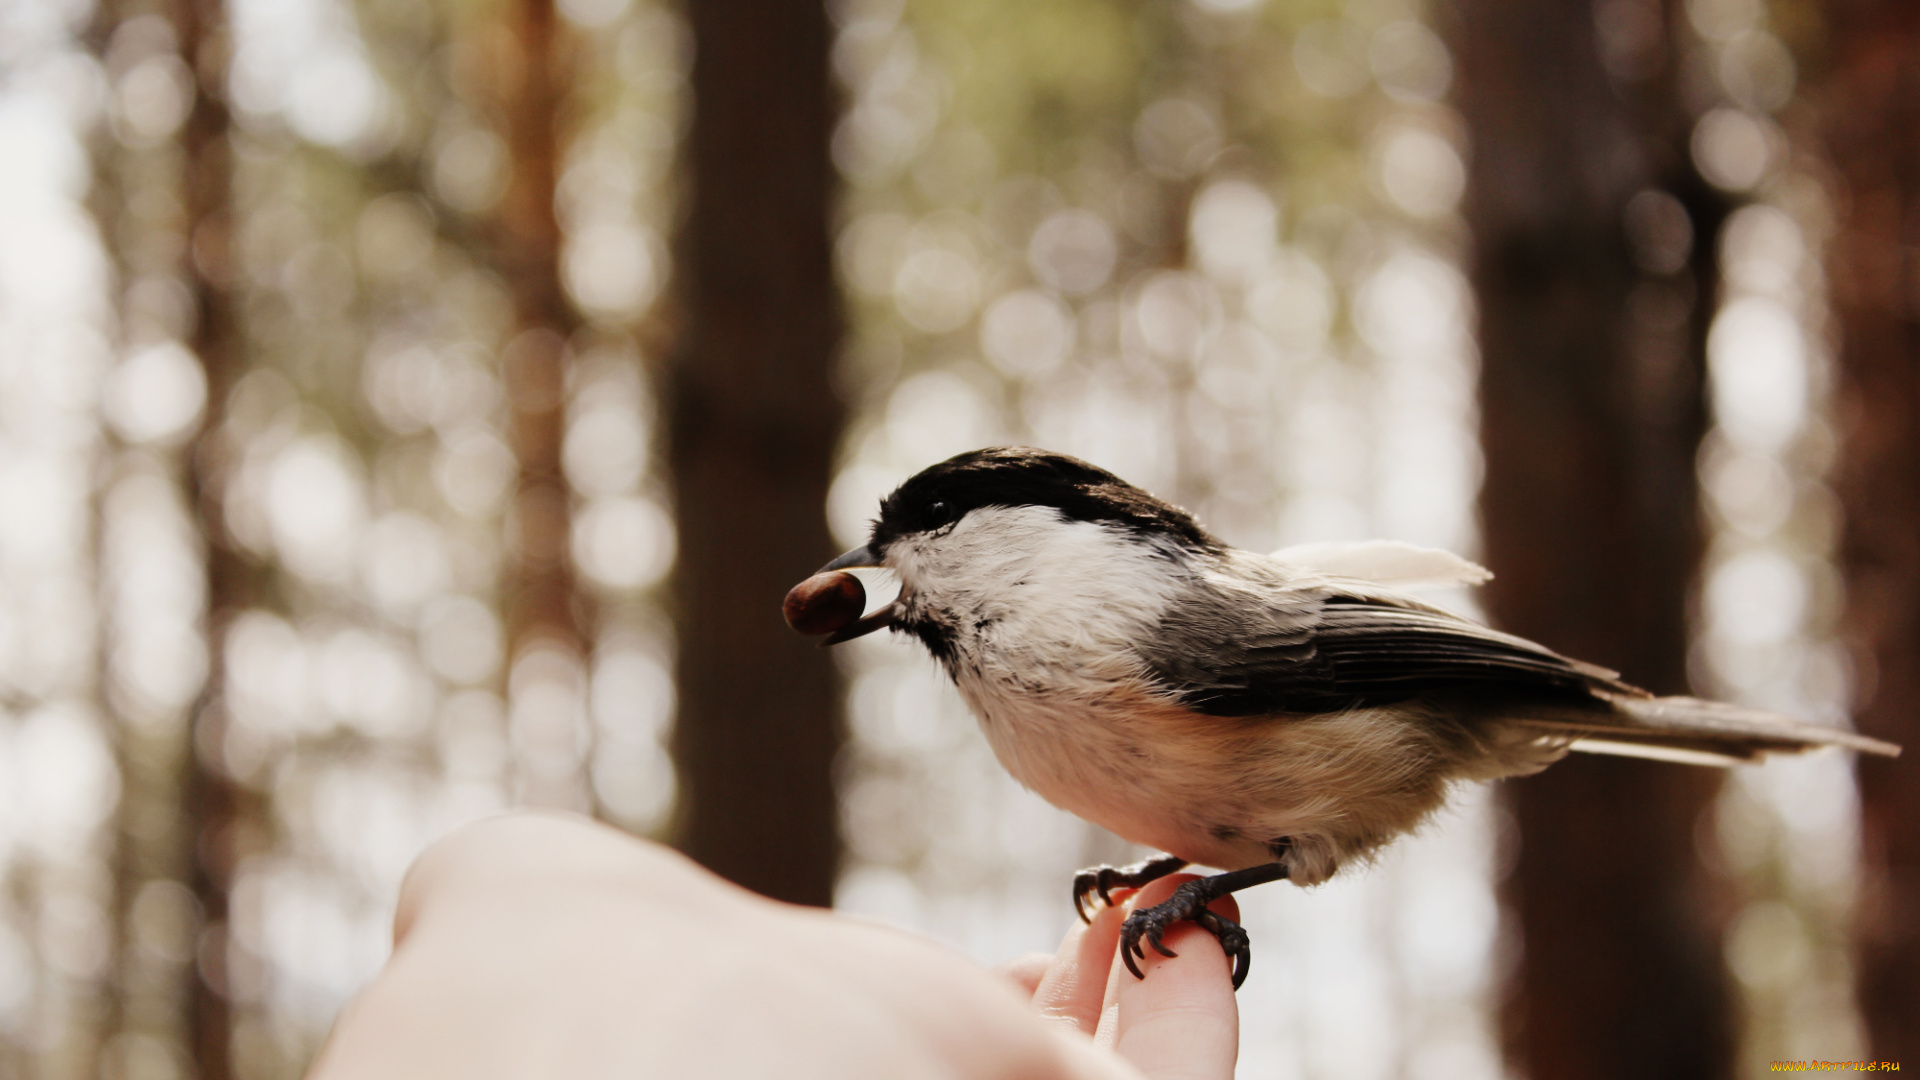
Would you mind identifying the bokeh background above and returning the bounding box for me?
[0,0,1914,1076]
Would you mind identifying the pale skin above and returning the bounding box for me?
[307,811,1239,1080]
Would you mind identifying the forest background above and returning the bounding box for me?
[0,0,1914,1076]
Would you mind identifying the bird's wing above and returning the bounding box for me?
[1269,540,1492,589]
[1139,551,1631,717]
[1138,551,1900,761]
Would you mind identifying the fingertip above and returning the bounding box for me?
[1029,904,1124,1035]
[1108,926,1239,1079]
[1105,873,1240,1079]
[1208,890,1240,925]
[1116,872,1197,916]
[995,952,1054,998]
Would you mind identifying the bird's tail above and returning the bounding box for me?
[1512,693,1901,768]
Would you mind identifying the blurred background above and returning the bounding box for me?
[0,0,1914,1075]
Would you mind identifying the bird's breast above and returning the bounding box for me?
[948,659,1276,869]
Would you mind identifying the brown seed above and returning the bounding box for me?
[783,571,867,635]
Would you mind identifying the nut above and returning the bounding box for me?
[783,571,867,635]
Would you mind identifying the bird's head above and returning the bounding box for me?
[816,447,1218,645]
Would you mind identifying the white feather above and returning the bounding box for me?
[1566,738,1744,768]
[1271,539,1492,589]
[886,505,1182,689]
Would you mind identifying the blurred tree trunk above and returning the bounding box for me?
[1810,3,1920,1065]
[1442,1,1735,1077]
[494,0,593,808]
[172,0,256,1075]
[82,0,233,1073]
[668,0,845,905]
[88,6,169,1077]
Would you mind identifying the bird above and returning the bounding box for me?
[787,446,1901,989]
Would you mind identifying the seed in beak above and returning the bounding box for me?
[783,571,867,636]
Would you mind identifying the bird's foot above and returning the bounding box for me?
[1113,861,1289,991]
[1071,854,1188,922]
[1118,878,1255,989]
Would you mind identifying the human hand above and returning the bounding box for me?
[1001,873,1241,1080]
[306,811,1238,1080]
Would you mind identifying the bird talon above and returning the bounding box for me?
[1069,854,1189,924]
[1192,910,1253,988]
[1083,859,1279,991]
[1071,870,1101,923]
[1115,877,1265,991]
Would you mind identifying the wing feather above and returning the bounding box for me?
[1140,551,1630,716]
[1270,540,1492,588]
[1135,550,1899,761]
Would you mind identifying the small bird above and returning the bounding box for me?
[788,447,1900,988]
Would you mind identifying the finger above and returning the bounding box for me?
[1098,875,1240,1080]
[995,952,1054,999]
[1091,876,1197,1050]
[1028,901,1125,1035]
[392,810,624,944]
[1042,1030,1156,1080]
[390,810,755,949]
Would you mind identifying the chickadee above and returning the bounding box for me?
[794,447,1900,988]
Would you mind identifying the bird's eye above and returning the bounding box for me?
[928,500,953,525]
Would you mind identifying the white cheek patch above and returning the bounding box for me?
[887,506,1184,662]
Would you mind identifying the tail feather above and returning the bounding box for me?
[1513,693,1901,766]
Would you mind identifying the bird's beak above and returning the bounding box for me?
[821,545,881,572]
[817,545,897,645]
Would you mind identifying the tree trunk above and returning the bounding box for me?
[494,0,594,810]
[173,0,254,1073]
[1442,1,1734,1076]
[1810,3,1920,1065]
[668,0,845,906]
[83,0,240,1068]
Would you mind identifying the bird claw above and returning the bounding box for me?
[1071,868,1098,922]
[1117,879,1255,990]
[1070,854,1188,923]
[1070,865,1124,922]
